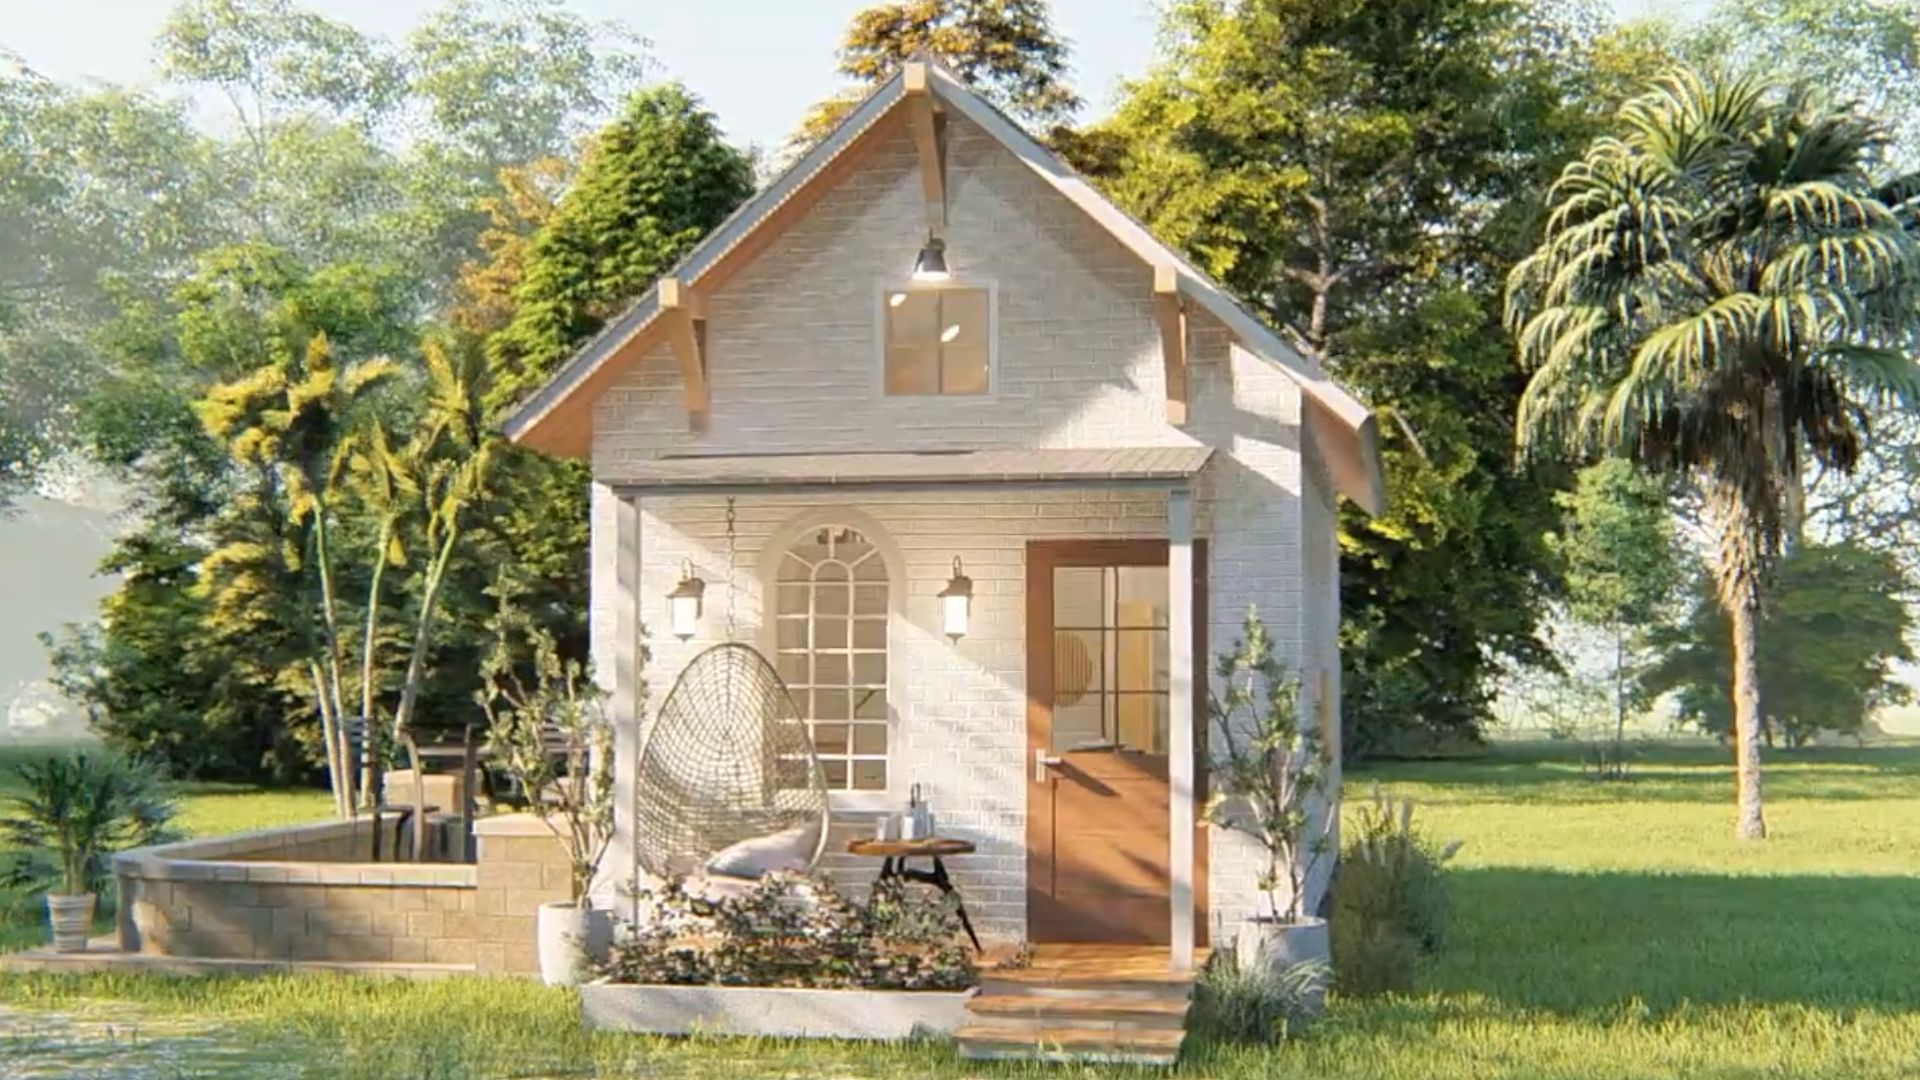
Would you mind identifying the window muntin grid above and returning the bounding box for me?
[774,526,889,791]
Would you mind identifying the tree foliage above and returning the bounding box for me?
[1642,544,1914,746]
[1552,458,1681,769]
[1506,66,1920,836]
[789,0,1080,154]
[486,83,753,413]
[1083,0,1610,755]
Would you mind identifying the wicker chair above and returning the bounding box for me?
[634,643,829,884]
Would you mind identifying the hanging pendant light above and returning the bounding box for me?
[937,556,972,640]
[668,561,706,641]
[912,234,951,283]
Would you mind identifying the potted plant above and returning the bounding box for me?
[1205,609,1334,1011]
[480,593,620,986]
[0,751,176,952]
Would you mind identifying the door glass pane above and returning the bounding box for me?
[1115,630,1169,693]
[1051,698,1105,753]
[1115,694,1169,755]
[1053,568,1103,627]
[1116,567,1168,626]
[1053,630,1103,704]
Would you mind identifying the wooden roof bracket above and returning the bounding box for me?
[903,62,948,233]
[657,277,710,432]
[1155,265,1190,426]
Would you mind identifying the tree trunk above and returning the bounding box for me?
[1725,588,1767,839]
[358,520,394,820]
[1612,624,1627,779]
[1706,477,1769,841]
[312,509,355,815]
[394,525,463,860]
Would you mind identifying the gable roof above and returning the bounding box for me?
[502,61,1386,515]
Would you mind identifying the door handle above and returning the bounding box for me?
[1034,750,1063,783]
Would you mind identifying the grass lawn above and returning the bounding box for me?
[3,741,1919,1077]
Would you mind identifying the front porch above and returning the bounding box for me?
[959,943,1213,1065]
[596,448,1247,972]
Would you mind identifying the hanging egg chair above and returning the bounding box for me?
[634,641,829,884]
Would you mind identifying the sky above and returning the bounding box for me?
[5,0,1709,150]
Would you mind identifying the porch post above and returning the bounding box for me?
[607,490,642,896]
[1168,487,1197,971]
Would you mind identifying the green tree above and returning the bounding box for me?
[477,84,752,686]
[486,83,754,410]
[1505,68,1920,838]
[1553,459,1680,771]
[197,333,400,815]
[1642,544,1914,746]
[789,0,1080,153]
[1084,0,1608,755]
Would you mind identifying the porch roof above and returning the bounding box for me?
[606,447,1213,493]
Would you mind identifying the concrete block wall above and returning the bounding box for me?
[112,813,574,974]
[472,814,575,975]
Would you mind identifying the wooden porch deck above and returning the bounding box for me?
[957,945,1208,1065]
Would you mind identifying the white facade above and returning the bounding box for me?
[565,106,1349,947]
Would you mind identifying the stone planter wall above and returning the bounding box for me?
[580,983,976,1040]
[111,812,573,973]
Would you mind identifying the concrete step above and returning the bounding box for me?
[965,992,1190,1032]
[955,1023,1186,1066]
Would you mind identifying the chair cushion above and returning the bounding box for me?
[703,823,820,879]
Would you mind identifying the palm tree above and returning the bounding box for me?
[199,334,398,817]
[1505,68,1920,839]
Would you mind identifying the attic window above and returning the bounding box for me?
[882,285,991,395]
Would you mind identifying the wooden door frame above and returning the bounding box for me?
[1024,538,1209,945]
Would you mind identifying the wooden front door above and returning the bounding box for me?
[1025,540,1206,945]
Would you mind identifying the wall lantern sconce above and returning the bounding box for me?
[668,561,706,641]
[912,234,951,283]
[938,556,973,640]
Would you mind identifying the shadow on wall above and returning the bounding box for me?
[1428,866,1920,1014]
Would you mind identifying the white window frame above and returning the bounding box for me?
[757,511,903,813]
[873,278,999,398]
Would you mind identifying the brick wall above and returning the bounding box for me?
[584,107,1331,946]
[114,813,573,974]
[472,814,575,974]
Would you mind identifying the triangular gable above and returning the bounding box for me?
[502,61,1385,515]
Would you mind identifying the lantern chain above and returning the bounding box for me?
[724,497,739,642]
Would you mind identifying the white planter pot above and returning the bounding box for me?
[46,892,96,953]
[1235,915,1331,1017]
[537,900,613,986]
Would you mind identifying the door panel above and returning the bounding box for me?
[1026,540,1207,946]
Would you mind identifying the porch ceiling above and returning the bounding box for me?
[605,447,1212,493]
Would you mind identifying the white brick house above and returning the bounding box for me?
[504,60,1383,970]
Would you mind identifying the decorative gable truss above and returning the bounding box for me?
[502,59,1386,516]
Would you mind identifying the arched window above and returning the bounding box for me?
[773,526,888,792]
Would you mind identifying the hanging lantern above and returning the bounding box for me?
[668,561,705,641]
[937,556,972,640]
[912,234,951,283]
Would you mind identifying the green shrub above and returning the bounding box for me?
[0,750,178,897]
[605,872,976,991]
[1329,789,1458,995]
[1190,949,1326,1044]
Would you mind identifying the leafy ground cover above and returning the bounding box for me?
[1,742,1917,1078]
